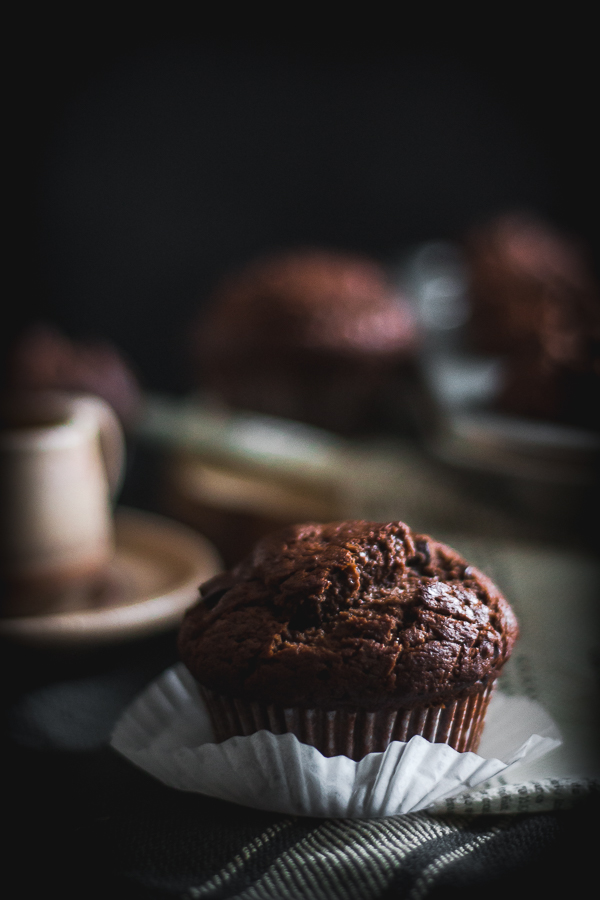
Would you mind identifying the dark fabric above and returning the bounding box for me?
[383,800,597,899]
[2,626,597,899]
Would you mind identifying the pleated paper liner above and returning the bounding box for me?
[199,683,494,760]
[111,664,562,817]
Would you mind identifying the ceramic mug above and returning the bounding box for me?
[0,391,125,616]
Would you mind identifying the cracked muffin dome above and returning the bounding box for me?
[179,520,518,757]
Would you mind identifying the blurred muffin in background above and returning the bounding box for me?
[4,323,143,429]
[464,213,600,430]
[191,248,419,435]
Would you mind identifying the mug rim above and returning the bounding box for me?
[0,390,110,450]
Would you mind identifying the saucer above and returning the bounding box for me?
[0,507,223,647]
[164,450,344,567]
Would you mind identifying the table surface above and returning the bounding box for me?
[2,422,598,900]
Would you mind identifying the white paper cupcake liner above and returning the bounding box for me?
[110,663,562,818]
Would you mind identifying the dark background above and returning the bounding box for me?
[15,15,599,395]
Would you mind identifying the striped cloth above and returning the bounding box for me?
[177,778,597,899]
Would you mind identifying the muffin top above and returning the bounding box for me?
[194,249,417,362]
[178,520,518,710]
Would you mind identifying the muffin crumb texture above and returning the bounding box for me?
[179,521,518,711]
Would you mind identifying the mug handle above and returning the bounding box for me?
[77,395,126,499]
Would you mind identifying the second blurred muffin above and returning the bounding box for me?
[191,248,419,434]
[4,323,143,430]
[464,213,600,431]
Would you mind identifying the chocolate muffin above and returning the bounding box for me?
[192,249,418,434]
[464,213,600,430]
[178,520,518,759]
[5,324,143,428]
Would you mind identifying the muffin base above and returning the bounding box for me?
[199,684,495,760]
